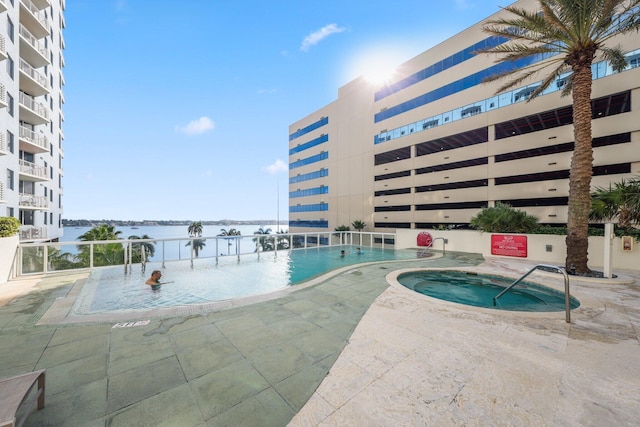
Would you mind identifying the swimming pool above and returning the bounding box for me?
[397,270,580,312]
[72,246,426,314]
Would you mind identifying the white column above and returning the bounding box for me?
[604,223,613,278]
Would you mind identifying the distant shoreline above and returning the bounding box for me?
[62,220,288,227]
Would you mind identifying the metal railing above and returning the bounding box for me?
[19,25,50,59]
[19,91,50,120]
[493,264,571,323]
[19,159,48,179]
[18,193,49,208]
[11,231,397,279]
[19,225,48,240]
[19,125,48,150]
[19,59,49,90]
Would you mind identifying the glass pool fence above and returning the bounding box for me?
[11,231,397,278]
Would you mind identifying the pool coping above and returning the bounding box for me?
[36,254,445,326]
[385,257,634,323]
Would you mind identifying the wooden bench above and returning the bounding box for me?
[0,370,45,427]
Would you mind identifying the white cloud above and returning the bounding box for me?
[177,116,215,135]
[300,23,346,52]
[257,88,277,95]
[264,159,288,175]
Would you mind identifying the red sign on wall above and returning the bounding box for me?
[491,234,528,258]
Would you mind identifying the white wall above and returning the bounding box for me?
[396,229,638,271]
[0,235,18,285]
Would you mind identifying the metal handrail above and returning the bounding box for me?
[493,264,571,323]
[419,237,447,255]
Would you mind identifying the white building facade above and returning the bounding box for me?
[0,0,66,241]
[288,0,640,234]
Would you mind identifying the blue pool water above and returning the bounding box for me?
[74,246,424,314]
[397,270,580,312]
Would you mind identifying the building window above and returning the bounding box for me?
[7,169,14,190]
[7,17,14,43]
[6,55,13,80]
[7,93,13,117]
[7,131,14,153]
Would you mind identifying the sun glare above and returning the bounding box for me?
[363,64,397,86]
[347,46,405,88]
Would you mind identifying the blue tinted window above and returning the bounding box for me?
[289,117,329,141]
[289,169,328,184]
[290,203,329,213]
[374,36,506,101]
[290,151,328,169]
[375,55,541,123]
[290,186,329,198]
[289,220,328,228]
[373,49,640,146]
[289,134,329,155]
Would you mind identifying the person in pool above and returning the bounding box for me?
[356,247,364,254]
[145,270,170,290]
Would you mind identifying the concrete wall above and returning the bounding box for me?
[396,229,638,271]
[0,235,18,285]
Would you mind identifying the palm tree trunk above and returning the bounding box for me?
[565,62,594,274]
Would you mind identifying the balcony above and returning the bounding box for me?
[0,34,6,61]
[19,25,50,68]
[19,59,49,96]
[20,225,48,241]
[0,183,5,203]
[0,84,7,109]
[19,194,49,210]
[20,0,50,39]
[19,91,50,125]
[0,133,7,155]
[0,0,6,13]
[19,125,49,153]
[31,0,50,9]
[19,159,49,181]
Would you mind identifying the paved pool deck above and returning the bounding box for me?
[0,252,639,426]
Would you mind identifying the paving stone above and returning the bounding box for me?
[190,359,270,420]
[107,355,187,413]
[207,387,295,427]
[109,335,175,375]
[24,378,107,427]
[246,342,315,385]
[106,383,205,427]
[175,339,244,381]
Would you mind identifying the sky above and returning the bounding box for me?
[63,0,507,222]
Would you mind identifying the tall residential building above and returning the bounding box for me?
[288,0,640,234]
[0,0,66,242]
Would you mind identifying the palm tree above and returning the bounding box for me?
[47,247,79,271]
[188,221,203,237]
[590,177,640,230]
[128,234,156,263]
[218,228,242,255]
[480,0,640,274]
[351,220,366,232]
[76,224,124,266]
[252,227,272,252]
[186,238,206,257]
[276,230,290,250]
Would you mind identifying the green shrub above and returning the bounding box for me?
[470,203,539,233]
[0,217,20,238]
